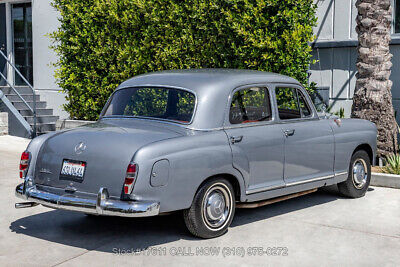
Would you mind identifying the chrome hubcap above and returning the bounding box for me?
[206,192,225,220]
[352,159,368,189]
[202,184,232,230]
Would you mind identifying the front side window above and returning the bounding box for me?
[275,87,301,120]
[103,87,195,123]
[298,91,312,117]
[275,87,312,120]
[229,87,272,124]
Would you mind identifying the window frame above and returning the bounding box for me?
[272,83,318,123]
[224,84,277,128]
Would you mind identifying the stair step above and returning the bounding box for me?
[0,86,33,95]
[24,115,59,124]
[5,94,40,102]
[19,108,54,116]
[31,123,56,132]
[13,101,46,109]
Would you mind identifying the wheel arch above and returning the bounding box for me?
[353,143,374,165]
[197,173,243,201]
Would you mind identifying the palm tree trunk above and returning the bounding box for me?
[352,0,398,158]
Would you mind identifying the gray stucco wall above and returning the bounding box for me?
[310,47,357,117]
[31,0,68,119]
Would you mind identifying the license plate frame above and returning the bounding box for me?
[59,159,86,183]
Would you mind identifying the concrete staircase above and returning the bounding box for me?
[0,86,59,136]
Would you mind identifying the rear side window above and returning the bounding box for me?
[275,87,312,120]
[230,87,272,124]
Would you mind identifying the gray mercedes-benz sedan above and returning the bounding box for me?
[15,69,377,238]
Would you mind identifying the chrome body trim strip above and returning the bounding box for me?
[245,173,344,195]
[246,184,285,195]
[285,174,334,187]
[335,171,348,177]
[15,183,160,217]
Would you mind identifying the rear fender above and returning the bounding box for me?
[330,118,377,183]
[131,130,246,212]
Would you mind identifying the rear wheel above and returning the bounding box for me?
[338,150,371,198]
[183,178,235,238]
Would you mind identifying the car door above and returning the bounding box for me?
[224,85,285,194]
[273,84,334,185]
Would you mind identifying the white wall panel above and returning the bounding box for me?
[314,0,334,40]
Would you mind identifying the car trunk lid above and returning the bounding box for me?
[34,119,183,197]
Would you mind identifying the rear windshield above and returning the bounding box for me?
[102,87,196,124]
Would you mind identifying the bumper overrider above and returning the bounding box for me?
[15,179,160,217]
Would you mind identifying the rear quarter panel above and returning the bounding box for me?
[24,131,59,178]
[130,130,244,213]
[330,118,377,182]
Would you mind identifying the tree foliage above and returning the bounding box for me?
[51,0,317,120]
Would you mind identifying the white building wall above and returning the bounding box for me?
[31,0,68,119]
[314,0,334,40]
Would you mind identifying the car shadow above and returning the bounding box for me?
[9,185,343,253]
[232,185,341,227]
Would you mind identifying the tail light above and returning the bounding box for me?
[19,151,30,179]
[124,163,137,194]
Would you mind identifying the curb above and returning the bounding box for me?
[371,172,400,189]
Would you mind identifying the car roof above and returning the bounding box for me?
[116,69,302,130]
[118,69,300,93]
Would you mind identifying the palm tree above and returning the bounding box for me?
[352,0,398,158]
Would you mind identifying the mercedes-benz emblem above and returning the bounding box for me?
[74,142,86,154]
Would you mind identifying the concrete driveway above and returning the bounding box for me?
[0,135,399,267]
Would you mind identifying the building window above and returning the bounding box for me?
[12,3,33,86]
[395,0,400,33]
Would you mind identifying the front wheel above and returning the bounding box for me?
[338,150,371,198]
[183,178,235,238]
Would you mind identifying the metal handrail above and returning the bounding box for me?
[0,49,36,137]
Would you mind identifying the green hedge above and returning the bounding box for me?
[51,0,317,120]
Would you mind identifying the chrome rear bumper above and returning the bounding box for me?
[15,182,160,217]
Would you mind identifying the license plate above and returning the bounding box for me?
[60,159,86,182]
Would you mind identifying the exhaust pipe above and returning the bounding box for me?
[15,202,39,209]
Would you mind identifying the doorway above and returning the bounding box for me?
[12,2,33,86]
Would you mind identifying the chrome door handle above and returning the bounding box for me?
[284,129,295,137]
[230,135,243,144]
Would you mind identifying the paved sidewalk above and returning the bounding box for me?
[0,135,399,266]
